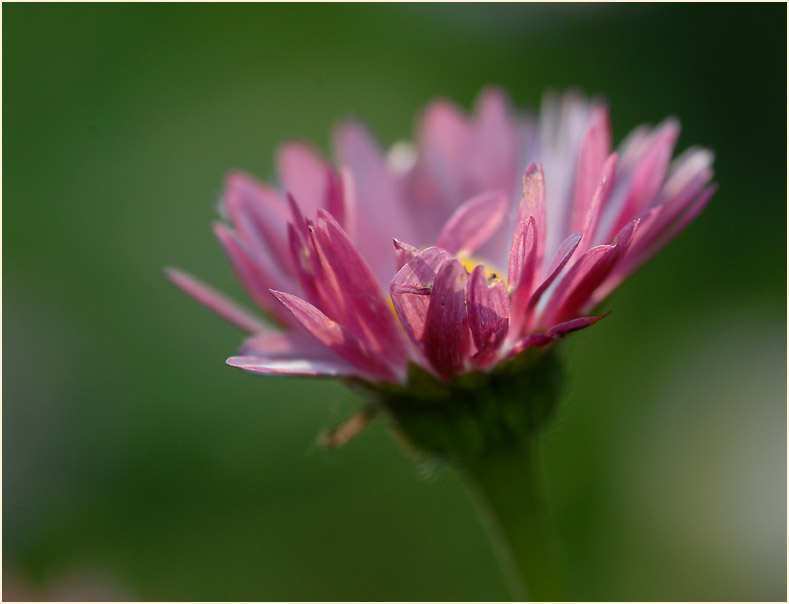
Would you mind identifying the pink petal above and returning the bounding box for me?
[333,121,418,283]
[308,210,409,368]
[165,267,266,334]
[575,153,618,255]
[541,245,619,327]
[287,194,353,314]
[332,121,398,217]
[506,313,609,358]
[508,215,536,289]
[507,216,537,339]
[600,183,717,302]
[423,259,472,380]
[470,87,520,193]
[270,290,395,380]
[569,106,612,237]
[527,232,583,313]
[545,218,637,324]
[287,221,321,305]
[276,142,329,218]
[618,125,652,168]
[227,355,362,378]
[662,183,716,243]
[223,171,292,273]
[418,99,474,205]
[601,119,679,241]
[324,166,346,228]
[546,312,610,337]
[516,163,546,273]
[390,246,453,348]
[538,94,600,259]
[467,265,509,366]
[437,190,509,256]
[622,120,678,210]
[214,223,293,325]
[508,332,554,357]
[629,163,713,261]
[659,147,714,201]
[240,328,338,359]
[393,238,419,272]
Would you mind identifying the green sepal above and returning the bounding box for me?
[350,347,562,463]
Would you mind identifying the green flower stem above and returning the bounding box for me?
[365,350,565,600]
[457,442,563,601]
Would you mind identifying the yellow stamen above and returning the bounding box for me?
[460,255,508,288]
[387,253,508,318]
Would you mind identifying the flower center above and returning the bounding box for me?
[459,255,507,289]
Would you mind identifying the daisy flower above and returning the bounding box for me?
[169,88,715,388]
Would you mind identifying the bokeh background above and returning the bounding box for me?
[4,3,786,601]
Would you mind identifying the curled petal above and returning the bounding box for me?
[393,238,419,271]
[390,247,453,348]
[467,265,509,365]
[423,259,472,380]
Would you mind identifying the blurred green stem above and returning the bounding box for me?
[375,351,564,599]
[457,442,563,601]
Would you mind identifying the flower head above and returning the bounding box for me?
[169,89,715,389]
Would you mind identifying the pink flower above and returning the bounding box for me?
[168,89,716,385]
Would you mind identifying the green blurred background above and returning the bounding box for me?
[4,3,786,601]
